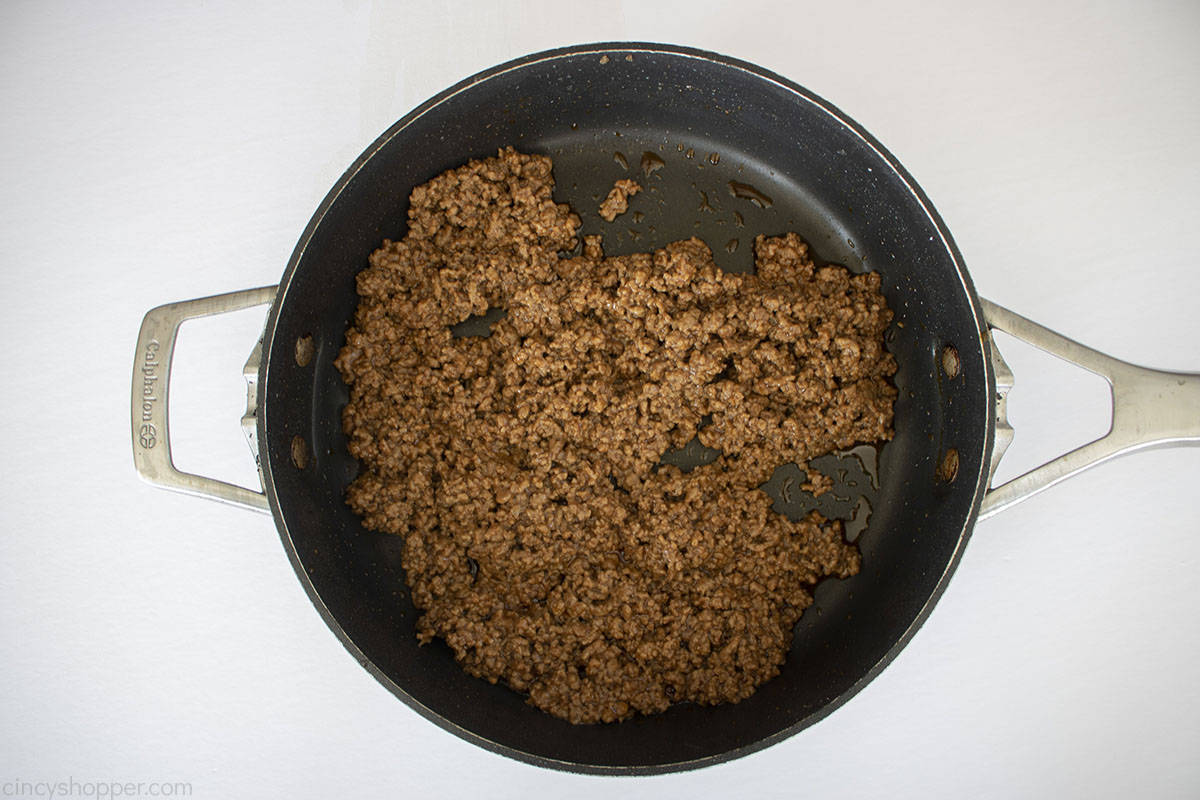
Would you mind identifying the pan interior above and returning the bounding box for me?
[260,45,990,772]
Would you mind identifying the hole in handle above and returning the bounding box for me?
[168,307,271,493]
[988,329,1112,488]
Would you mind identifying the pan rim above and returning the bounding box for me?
[257,40,997,775]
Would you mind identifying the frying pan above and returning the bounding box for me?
[130,43,1200,774]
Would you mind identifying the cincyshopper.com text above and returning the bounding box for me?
[3,779,192,798]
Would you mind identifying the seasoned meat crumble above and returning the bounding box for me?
[598,178,642,221]
[335,148,896,724]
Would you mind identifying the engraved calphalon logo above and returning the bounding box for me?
[139,423,158,449]
[139,339,161,448]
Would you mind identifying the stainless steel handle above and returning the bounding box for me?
[132,286,278,513]
[979,298,1200,519]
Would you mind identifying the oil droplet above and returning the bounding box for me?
[624,54,633,62]
[570,122,578,130]
[843,496,872,542]
[728,181,774,209]
[632,210,645,223]
[698,190,714,213]
[733,211,744,228]
[847,237,855,249]
[685,147,695,159]
[628,228,642,241]
[843,444,880,489]
[677,143,685,152]
[640,151,665,177]
[613,151,628,170]
[599,55,610,64]
[708,152,721,165]
[725,238,739,253]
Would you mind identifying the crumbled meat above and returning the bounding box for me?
[803,469,835,497]
[582,233,604,260]
[335,147,897,724]
[598,178,642,221]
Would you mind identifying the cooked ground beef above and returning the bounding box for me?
[598,178,642,221]
[335,147,897,724]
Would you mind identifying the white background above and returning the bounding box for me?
[2,1,1198,798]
